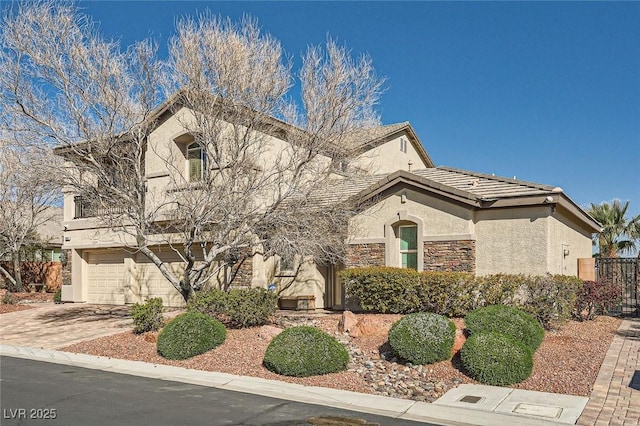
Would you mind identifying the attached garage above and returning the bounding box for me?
[86,251,126,304]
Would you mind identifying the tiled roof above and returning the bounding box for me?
[314,166,562,207]
[347,122,410,147]
[410,167,561,200]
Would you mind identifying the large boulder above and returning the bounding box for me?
[337,311,359,334]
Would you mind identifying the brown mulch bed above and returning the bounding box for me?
[60,312,621,399]
[0,291,54,314]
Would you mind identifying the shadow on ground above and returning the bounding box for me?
[630,371,640,391]
[616,318,640,341]
[35,305,131,324]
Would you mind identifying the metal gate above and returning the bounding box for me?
[596,257,639,316]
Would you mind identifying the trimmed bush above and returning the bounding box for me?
[521,274,581,329]
[574,279,620,321]
[419,272,478,317]
[157,312,226,360]
[263,326,349,377]
[388,313,455,364]
[465,305,544,351]
[341,267,421,313]
[224,288,278,327]
[475,274,524,307]
[130,297,165,334]
[461,332,533,385]
[188,287,277,327]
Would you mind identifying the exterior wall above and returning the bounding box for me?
[547,206,594,276]
[271,258,327,308]
[474,206,550,276]
[354,133,428,174]
[345,244,385,268]
[349,188,474,241]
[423,240,476,273]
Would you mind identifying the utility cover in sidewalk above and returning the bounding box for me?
[459,395,484,404]
[513,403,562,419]
[434,384,588,424]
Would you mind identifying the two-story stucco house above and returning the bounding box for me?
[58,98,600,308]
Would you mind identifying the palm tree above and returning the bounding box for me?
[587,200,640,258]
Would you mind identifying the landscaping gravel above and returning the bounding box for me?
[61,312,620,401]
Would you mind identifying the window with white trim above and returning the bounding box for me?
[187,142,206,181]
[399,225,418,270]
[400,138,408,153]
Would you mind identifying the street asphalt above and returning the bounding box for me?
[0,356,435,426]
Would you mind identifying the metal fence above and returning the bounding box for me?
[596,257,639,317]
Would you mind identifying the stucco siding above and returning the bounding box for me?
[547,207,594,276]
[354,134,428,174]
[474,206,550,276]
[350,188,473,241]
[271,259,326,308]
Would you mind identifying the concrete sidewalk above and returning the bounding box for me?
[0,344,564,426]
[1,303,638,425]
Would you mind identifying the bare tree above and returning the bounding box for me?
[1,2,384,301]
[0,140,60,291]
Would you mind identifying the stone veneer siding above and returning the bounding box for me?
[345,243,385,268]
[423,240,476,273]
[229,256,253,287]
[61,249,72,286]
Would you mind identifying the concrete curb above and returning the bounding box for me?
[0,344,564,426]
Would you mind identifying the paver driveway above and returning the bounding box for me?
[0,303,133,349]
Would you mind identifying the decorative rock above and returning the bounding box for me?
[257,325,283,341]
[337,310,359,334]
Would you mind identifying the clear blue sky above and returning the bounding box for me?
[77,1,639,219]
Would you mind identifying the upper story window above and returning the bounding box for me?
[400,138,408,154]
[187,142,206,181]
[399,225,418,269]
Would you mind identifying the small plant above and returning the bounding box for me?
[53,288,62,304]
[157,312,226,360]
[388,312,455,364]
[461,332,533,386]
[574,279,620,321]
[188,288,277,327]
[2,292,15,304]
[263,326,349,377]
[465,305,544,351]
[130,297,165,334]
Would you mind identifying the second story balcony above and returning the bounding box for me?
[74,195,129,219]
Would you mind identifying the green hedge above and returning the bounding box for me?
[465,305,544,351]
[340,267,421,313]
[188,287,277,327]
[157,312,226,360]
[461,332,533,385]
[342,267,586,326]
[388,313,455,364]
[263,326,349,377]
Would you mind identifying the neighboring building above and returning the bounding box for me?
[58,101,600,308]
[0,207,64,290]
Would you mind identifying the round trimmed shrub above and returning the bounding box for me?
[263,326,349,377]
[461,332,533,385]
[388,312,455,365]
[157,312,226,360]
[465,305,544,350]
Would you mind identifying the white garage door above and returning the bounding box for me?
[87,251,125,304]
